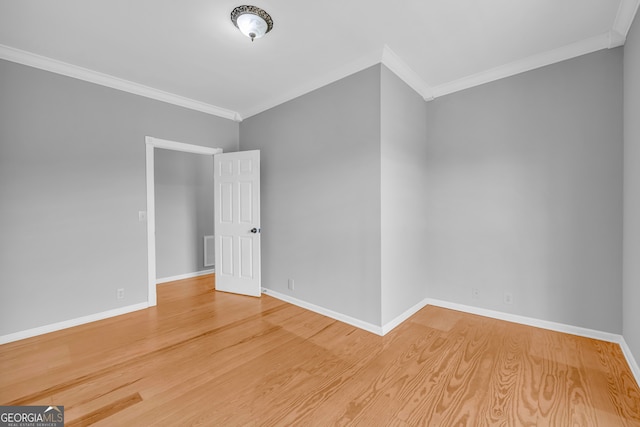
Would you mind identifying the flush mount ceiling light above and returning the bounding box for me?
[231,5,274,42]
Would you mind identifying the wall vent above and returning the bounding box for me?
[204,235,215,267]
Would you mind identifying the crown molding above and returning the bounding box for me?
[243,27,627,116]
[5,0,636,122]
[609,30,627,48]
[246,22,631,113]
[380,45,434,101]
[430,33,611,99]
[241,48,383,119]
[613,0,640,42]
[0,44,241,122]
[241,45,434,119]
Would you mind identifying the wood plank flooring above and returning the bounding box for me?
[1,274,639,426]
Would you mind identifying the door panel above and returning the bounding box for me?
[214,150,261,297]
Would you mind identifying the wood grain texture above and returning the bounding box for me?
[1,274,639,426]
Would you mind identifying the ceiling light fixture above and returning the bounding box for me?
[231,5,274,42]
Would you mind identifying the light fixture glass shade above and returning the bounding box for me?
[231,5,274,42]
[236,13,268,41]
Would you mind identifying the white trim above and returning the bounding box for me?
[0,303,149,345]
[241,47,382,119]
[259,289,639,386]
[424,299,639,387]
[4,17,636,121]
[0,44,241,122]
[609,30,627,49]
[425,298,622,342]
[145,141,157,307]
[613,0,640,41]
[145,136,222,156]
[430,33,612,99]
[619,338,640,387]
[241,45,434,118]
[381,298,430,335]
[262,289,384,336]
[424,299,640,387]
[157,269,215,285]
[145,136,223,308]
[381,45,434,101]
[241,32,622,115]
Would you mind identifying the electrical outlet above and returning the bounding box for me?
[472,288,480,299]
[117,288,125,300]
[503,292,513,305]
[288,279,294,290]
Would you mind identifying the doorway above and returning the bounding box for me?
[145,136,222,306]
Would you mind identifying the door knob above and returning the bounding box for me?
[250,228,261,234]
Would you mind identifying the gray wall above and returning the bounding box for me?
[240,65,383,326]
[624,14,640,363]
[424,48,624,333]
[155,149,215,279]
[1,37,632,346]
[0,59,238,336]
[380,65,429,324]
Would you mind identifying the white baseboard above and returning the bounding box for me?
[259,290,640,387]
[156,269,214,285]
[0,302,149,345]
[619,338,640,387]
[3,284,637,388]
[263,290,430,336]
[381,298,430,335]
[425,298,622,342]
[262,289,384,336]
[425,298,640,387]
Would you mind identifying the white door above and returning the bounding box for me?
[214,150,261,297]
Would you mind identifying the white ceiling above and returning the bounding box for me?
[0,0,638,121]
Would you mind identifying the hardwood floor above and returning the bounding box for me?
[1,274,639,426]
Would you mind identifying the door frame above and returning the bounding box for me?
[145,136,222,306]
